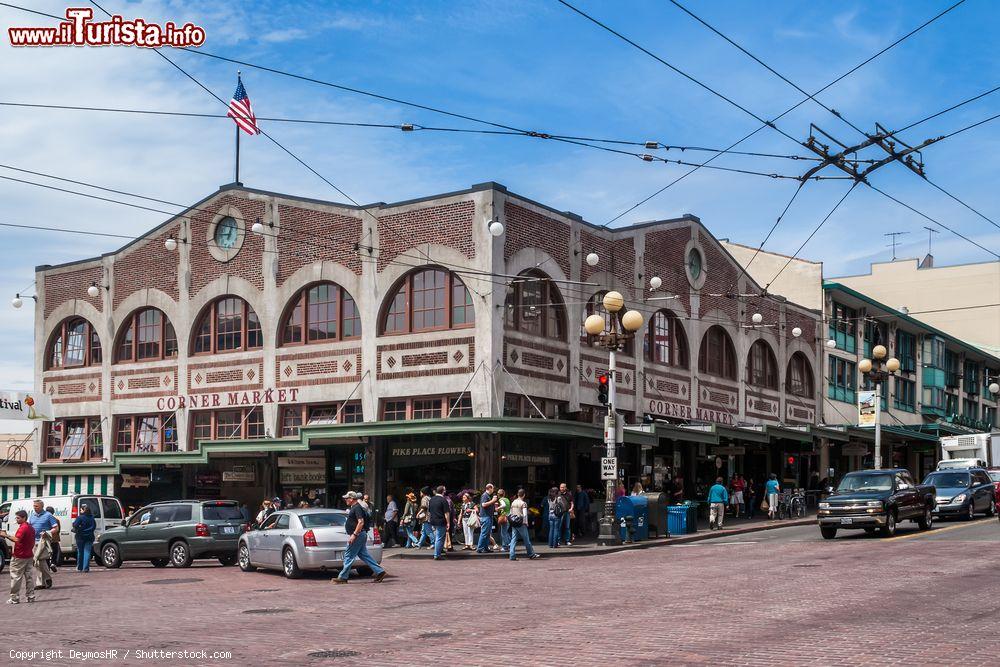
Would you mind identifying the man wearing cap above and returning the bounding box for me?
[333,492,386,584]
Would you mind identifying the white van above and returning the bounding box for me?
[3,495,125,564]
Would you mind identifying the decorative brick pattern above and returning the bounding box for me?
[44,265,103,317]
[643,227,692,313]
[521,351,554,371]
[276,204,363,282]
[377,201,475,272]
[110,365,178,400]
[127,377,160,390]
[113,227,179,308]
[206,369,244,384]
[580,353,636,397]
[503,202,571,277]
[189,194,266,295]
[43,371,101,405]
[275,347,363,388]
[786,399,817,424]
[580,230,635,293]
[698,238,740,321]
[503,335,569,383]
[377,337,475,380]
[187,358,264,394]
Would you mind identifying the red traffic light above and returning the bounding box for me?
[598,374,609,385]
[787,456,795,465]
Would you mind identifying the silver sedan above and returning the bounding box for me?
[237,509,383,579]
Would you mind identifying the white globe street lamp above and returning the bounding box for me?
[11,296,23,309]
[751,312,763,325]
[649,276,662,290]
[488,220,505,236]
[586,252,600,267]
[164,237,178,251]
[791,326,802,338]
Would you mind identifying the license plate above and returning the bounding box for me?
[221,526,235,534]
[840,517,853,525]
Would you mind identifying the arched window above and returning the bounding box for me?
[746,339,779,389]
[697,325,736,379]
[381,267,474,334]
[115,308,177,362]
[646,310,689,367]
[47,317,101,369]
[786,352,814,397]
[281,282,361,345]
[581,291,635,355]
[191,296,262,354]
[504,270,566,340]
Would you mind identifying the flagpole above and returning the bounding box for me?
[234,71,241,185]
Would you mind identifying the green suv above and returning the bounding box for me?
[99,500,246,568]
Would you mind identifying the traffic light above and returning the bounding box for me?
[598,373,610,405]
[787,456,796,466]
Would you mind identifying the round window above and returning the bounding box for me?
[214,216,239,249]
[687,248,703,281]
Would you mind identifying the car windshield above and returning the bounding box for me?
[924,472,971,488]
[202,503,243,521]
[299,513,347,528]
[988,471,1000,483]
[836,474,893,492]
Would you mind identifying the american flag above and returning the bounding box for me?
[228,77,260,136]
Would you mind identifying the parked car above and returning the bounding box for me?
[238,508,383,579]
[817,469,935,539]
[986,468,1000,509]
[3,495,124,565]
[98,499,245,568]
[923,468,996,520]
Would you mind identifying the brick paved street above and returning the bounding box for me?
[5,519,1000,666]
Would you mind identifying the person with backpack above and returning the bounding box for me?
[333,492,386,584]
[508,489,539,560]
[547,487,565,548]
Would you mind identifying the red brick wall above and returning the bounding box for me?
[698,239,740,322]
[276,205,363,283]
[377,201,475,272]
[503,202,571,278]
[113,225,180,309]
[580,231,636,295]
[189,195,266,295]
[643,227,692,313]
[44,265,104,317]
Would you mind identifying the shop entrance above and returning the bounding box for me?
[384,435,473,500]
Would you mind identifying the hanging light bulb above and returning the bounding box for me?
[791,326,802,338]
[488,220,504,236]
[649,276,662,290]
[586,252,599,267]
[87,283,100,298]
[251,221,265,234]
[751,313,763,325]
[11,295,23,309]
[826,339,836,349]
[164,237,178,251]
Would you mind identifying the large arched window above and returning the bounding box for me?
[191,296,262,354]
[281,282,360,345]
[381,267,474,334]
[47,317,101,369]
[746,339,779,389]
[115,308,177,362]
[504,270,566,340]
[697,325,737,379]
[786,352,815,397]
[646,310,689,368]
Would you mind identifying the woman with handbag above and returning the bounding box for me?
[460,493,477,549]
[497,488,511,549]
[401,491,418,548]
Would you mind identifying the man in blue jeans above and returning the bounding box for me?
[558,483,575,546]
[477,483,497,553]
[333,492,386,583]
[427,486,450,560]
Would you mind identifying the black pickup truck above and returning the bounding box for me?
[817,468,936,539]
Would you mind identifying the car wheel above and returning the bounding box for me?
[101,542,122,569]
[169,540,193,568]
[150,558,169,568]
[820,527,837,540]
[917,506,933,531]
[282,548,302,579]
[987,501,995,517]
[880,511,897,537]
[238,543,256,572]
[967,503,976,521]
[218,554,237,567]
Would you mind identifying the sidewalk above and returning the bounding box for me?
[387,511,816,560]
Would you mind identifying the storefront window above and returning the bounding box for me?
[47,317,102,369]
[380,396,475,421]
[448,395,473,417]
[382,400,408,421]
[385,434,473,499]
[44,417,105,461]
[188,408,264,443]
[279,402,363,437]
[113,413,178,454]
[503,394,567,419]
[412,399,439,419]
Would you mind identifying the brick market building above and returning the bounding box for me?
[3,181,849,508]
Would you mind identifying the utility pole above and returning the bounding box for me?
[884,231,909,261]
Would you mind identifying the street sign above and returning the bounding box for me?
[601,457,617,480]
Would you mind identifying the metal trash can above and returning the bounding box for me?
[643,492,669,537]
[667,505,691,535]
[615,495,649,542]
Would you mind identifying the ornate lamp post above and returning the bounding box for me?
[584,291,644,545]
[858,344,900,469]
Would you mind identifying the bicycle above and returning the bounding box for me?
[788,489,806,519]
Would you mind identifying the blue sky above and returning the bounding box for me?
[1,0,998,417]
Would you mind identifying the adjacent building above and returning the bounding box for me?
[2,181,885,507]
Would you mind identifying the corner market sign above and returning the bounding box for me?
[156,388,301,411]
